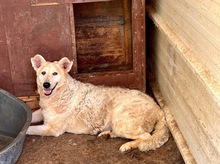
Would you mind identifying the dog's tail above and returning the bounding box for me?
[138,111,170,151]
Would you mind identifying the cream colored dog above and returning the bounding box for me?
[27,54,169,152]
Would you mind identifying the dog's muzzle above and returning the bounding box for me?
[43,82,58,96]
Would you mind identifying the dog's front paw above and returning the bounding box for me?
[119,140,142,152]
[26,126,34,135]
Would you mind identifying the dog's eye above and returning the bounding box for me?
[41,71,46,75]
[53,72,58,76]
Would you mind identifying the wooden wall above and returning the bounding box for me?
[146,0,220,163]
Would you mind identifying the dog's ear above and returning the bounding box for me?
[59,57,73,73]
[31,54,46,71]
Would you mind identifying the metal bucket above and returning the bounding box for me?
[0,89,32,164]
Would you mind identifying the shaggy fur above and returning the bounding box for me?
[26,54,169,152]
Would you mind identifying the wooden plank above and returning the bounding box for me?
[156,38,216,163]
[70,0,113,3]
[148,0,220,84]
[123,0,132,65]
[156,31,220,137]
[156,63,209,163]
[147,6,220,163]
[131,0,146,90]
[149,80,196,164]
[19,96,40,110]
[75,0,146,91]
[74,0,132,73]
[69,4,78,74]
[76,70,144,91]
[30,0,113,6]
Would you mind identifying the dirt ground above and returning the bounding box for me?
[17,132,184,164]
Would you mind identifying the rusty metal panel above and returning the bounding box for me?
[1,4,75,96]
[0,5,13,93]
[74,0,132,73]
[0,0,31,7]
[0,46,13,94]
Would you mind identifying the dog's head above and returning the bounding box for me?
[31,54,73,96]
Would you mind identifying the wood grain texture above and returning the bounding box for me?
[147,0,220,85]
[147,6,220,163]
[149,79,196,164]
[74,0,132,73]
[132,0,146,91]
[74,0,146,91]
[30,0,113,6]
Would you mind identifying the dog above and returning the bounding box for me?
[26,54,169,152]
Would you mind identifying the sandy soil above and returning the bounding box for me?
[17,132,184,164]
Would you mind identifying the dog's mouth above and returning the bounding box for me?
[43,82,58,96]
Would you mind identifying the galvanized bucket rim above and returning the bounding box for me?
[0,89,32,155]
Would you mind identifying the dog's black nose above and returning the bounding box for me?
[43,82,51,89]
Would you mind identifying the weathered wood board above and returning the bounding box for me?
[147,5,220,164]
[74,0,132,73]
[147,0,220,86]
[30,0,113,6]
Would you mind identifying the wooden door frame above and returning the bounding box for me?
[70,0,146,91]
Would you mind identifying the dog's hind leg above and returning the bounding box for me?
[118,113,169,152]
[111,103,169,152]
[119,132,152,152]
[138,114,169,151]
[31,109,43,123]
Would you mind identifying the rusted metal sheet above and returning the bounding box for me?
[1,3,75,96]
[74,0,132,73]
[0,5,13,93]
